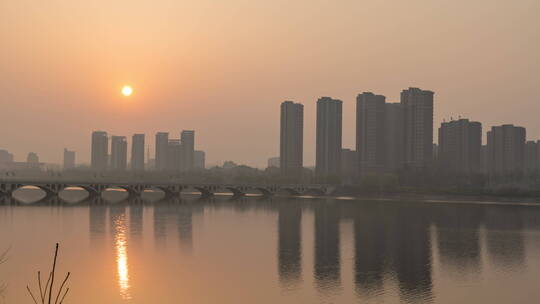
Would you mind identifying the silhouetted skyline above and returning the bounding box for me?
[1,1,539,167]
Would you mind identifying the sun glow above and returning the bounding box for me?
[121,85,133,97]
[113,214,131,300]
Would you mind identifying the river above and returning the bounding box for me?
[0,189,538,303]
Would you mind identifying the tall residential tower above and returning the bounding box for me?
[91,131,108,171]
[401,88,434,168]
[181,130,195,172]
[131,134,145,171]
[63,148,75,170]
[280,101,304,176]
[110,136,127,171]
[486,124,526,176]
[356,92,386,175]
[155,132,169,171]
[438,119,482,173]
[316,97,342,177]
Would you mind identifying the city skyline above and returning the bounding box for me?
[1,1,539,167]
[2,2,540,304]
[2,87,540,170]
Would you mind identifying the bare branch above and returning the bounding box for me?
[43,271,52,301]
[27,286,38,304]
[27,244,70,304]
[38,271,45,303]
[47,243,59,304]
[54,272,70,304]
[59,288,69,304]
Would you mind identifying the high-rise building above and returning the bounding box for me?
[525,141,538,172]
[167,139,182,171]
[438,119,482,173]
[63,148,75,170]
[537,140,540,172]
[356,92,386,176]
[280,101,304,176]
[110,136,128,171]
[91,131,108,171]
[155,132,169,171]
[401,88,434,168]
[181,130,195,172]
[131,134,145,171]
[385,103,404,171]
[486,124,526,176]
[147,158,155,171]
[432,143,439,162]
[316,97,342,177]
[194,150,206,169]
[481,145,489,174]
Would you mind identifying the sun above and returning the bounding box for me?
[121,85,133,97]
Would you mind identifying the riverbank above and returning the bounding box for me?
[332,186,540,204]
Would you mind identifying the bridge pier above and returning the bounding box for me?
[0,195,11,205]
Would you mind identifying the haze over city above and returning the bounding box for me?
[1,0,539,167]
[4,1,540,304]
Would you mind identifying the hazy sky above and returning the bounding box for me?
[1,0,539,167]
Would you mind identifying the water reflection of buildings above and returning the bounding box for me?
[392,206,433,302]
[89,204,107,242]
[277,202,302,285]
[433,205,483,273]
[84,197,540,302]
[484,206,525,268]
[352,204,386,294]
[153,203,168,246]
[347,203,433,301]
[433,204,527,273]
[129,204,143,239]
[313,202,341,291]
[177,205,193,251]
[88,201,203,300]
[153,203,198,252]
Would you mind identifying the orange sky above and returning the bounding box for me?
[1,0,539,167]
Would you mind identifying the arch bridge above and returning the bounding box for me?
[0,180,334,203]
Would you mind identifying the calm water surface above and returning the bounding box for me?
[1,189,539,303]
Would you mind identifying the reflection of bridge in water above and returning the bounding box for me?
[0,179,334,204]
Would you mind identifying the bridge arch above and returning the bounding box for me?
[100,186,132,203]
[58,186,96,203]
[11,185,48,204]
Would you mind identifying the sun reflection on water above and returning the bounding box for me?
[113,214,131,300]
